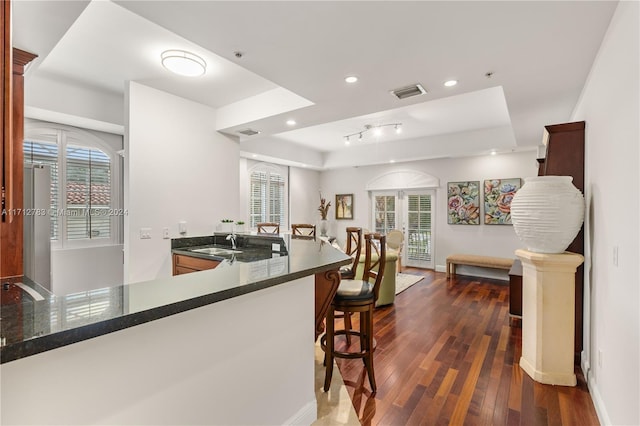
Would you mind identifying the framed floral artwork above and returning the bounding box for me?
[447,181,480,225]
[483,178,521,225]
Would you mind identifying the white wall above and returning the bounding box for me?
[125,82,240,284]
[52,245,123,295]
[320,150,537,279]
[25,74,124,127]
[290,166,321,227]
[571,2,639,425]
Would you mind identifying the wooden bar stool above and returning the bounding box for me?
[339,227,362,279]
[291,223,316,237]
[256,222,280,234]
[337,227,362,344]
[321,232,386,394]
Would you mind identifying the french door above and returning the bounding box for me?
[372,190,434,269]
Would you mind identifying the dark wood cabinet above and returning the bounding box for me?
[172,254,220,275]
[508,259,523,318]
[1,1,38,279]
[538,121,585,356]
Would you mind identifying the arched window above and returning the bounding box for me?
[23,123,122,247]
[248,163,288,229]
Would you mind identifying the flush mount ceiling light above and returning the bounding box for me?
[286,119,297,126]
[161,50,207,77]
[444,80,458,87]
[345,75,359,83]
[343,123,403,145]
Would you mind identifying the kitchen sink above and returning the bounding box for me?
[191,247,242,256]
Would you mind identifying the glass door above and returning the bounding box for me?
[403,190,434,269]
[372,190,434,269]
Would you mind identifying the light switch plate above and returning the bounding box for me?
[162,227,170,239]
[140,228,152,239]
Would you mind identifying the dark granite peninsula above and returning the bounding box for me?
[1,234,350,425]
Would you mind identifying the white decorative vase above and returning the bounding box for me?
[319,219,328,237]
[510,176,584,254]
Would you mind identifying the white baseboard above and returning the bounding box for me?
[435,264,446,273]
[588,373,611,426]
[283,400,317,425]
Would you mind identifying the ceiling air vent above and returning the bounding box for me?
[238,128,260,136]
[391,83,427,100]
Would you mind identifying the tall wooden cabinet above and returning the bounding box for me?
[537,121,585,356]
[0,0,38,279]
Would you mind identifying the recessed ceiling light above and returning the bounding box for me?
[490,150,497,156]
[161,50,206,77]
[345,76,358,83]
[251,154,258,158]
[444,80,458,87]
[286,119,296,126]
[390,159,396,163]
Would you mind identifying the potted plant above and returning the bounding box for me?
[235,221,246,232]
[220,219,234,233]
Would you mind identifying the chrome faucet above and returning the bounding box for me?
[226,233,237,249]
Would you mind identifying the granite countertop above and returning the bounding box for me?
[0,234,351,364]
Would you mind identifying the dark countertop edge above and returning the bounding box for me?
[0,257,351,364]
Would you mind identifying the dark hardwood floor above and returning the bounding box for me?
[332,268,599,425]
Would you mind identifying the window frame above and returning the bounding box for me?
[23,123,122,249]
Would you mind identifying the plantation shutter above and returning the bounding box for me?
[268,173,284,225]
[374,195,396,234]
[250,171,267,228]
[66,145,111,240]
[407,194,431,261]
[249,169,285,228]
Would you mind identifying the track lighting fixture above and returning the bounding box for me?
[343,123,403,144]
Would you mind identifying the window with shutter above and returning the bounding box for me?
[23,124,121,248]
[249,163,288,229]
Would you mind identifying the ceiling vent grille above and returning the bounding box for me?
[238,128,260,136]
[391,83,427,100]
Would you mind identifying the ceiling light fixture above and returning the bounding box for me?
[444,80,458,87]
[286,119,297,126]
[345,75,358,83]
[343,123,403,143]
[161,50,207,77]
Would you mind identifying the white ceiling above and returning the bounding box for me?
[12,0,618,169]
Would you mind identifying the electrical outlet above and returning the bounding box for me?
[179,221,187,235]
[140,228,152,239]
[162,227,170,239]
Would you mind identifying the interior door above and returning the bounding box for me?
[372,190,434,269]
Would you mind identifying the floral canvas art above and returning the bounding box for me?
[447,181,480,225]
[483,178,521,225]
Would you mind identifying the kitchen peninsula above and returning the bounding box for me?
[1,234,350,425]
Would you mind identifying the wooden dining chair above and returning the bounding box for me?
[256,222,280,234]
[291,223,316,237]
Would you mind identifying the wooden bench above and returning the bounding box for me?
[446,254,514,281]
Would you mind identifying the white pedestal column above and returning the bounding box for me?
[515,249,584,386]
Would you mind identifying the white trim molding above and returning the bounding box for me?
[365,169,440,191]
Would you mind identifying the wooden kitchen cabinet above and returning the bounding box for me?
[172,254,220,276]
[538,121,585,356]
